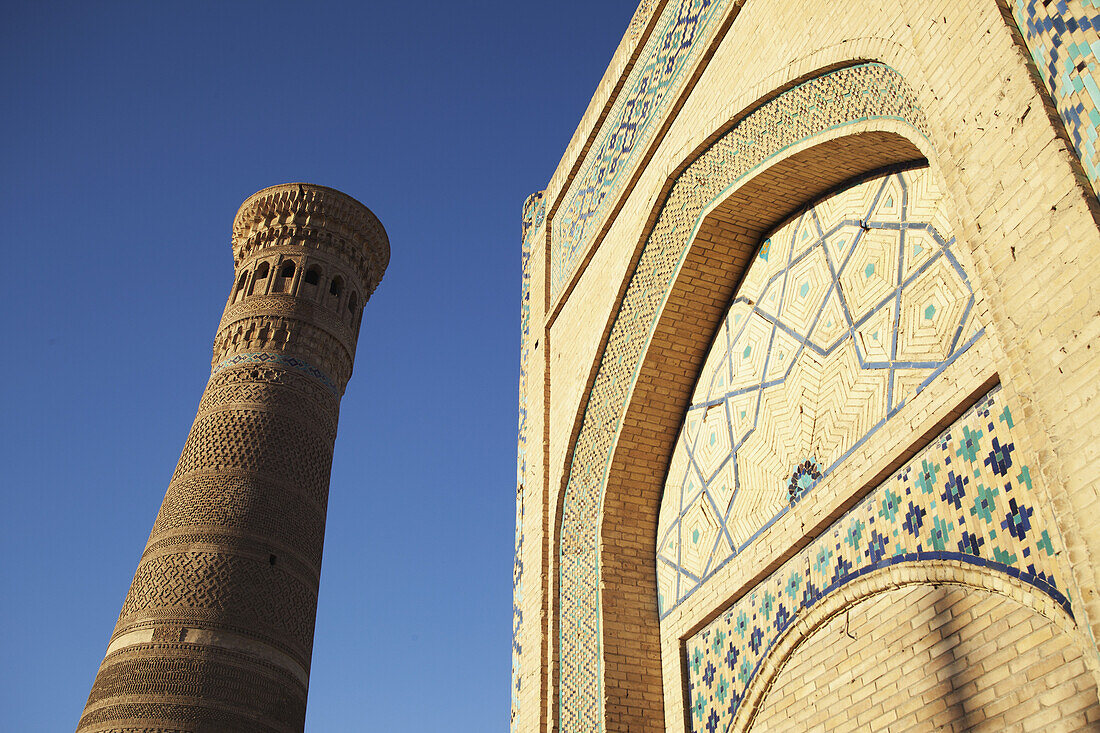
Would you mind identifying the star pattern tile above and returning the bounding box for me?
[657,168,983,616]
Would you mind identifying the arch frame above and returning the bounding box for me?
[601,126,989,731]
[552,50,1100,733]
[556,58,945,731]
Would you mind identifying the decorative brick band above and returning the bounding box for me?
[210,352,338,396]
[557,62,930,732]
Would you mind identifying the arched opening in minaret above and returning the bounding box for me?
[329,276,344,306]
[248,261,270,296]
[347,291,358,322]
[273,260,295,293]
[233,271,248,303]
[302,265,322,299]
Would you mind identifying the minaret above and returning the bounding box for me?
[78,184,389,733]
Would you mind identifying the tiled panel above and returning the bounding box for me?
[209,352,337,395]
[551,0,725,303]
[1009,0,1100,193]
[656,168,983,616]
[684,386,1072,733]
[512,191,544,730]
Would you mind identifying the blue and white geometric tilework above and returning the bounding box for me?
[551,0,724,302]
[1009,0,1100,193]
[683,385,1071,733]
[209,352,338,395]
[511,190,543,730]
[657,168,984,616]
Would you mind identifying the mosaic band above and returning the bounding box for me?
[210,352,339,396]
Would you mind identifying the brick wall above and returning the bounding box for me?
[754,584,1099,731]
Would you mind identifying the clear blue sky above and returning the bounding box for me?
[0,3,638,729]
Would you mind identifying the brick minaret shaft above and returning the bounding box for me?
[78,184,389,733]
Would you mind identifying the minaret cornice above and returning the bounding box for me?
[231,183,389,297]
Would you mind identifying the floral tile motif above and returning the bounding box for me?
[684,385,1071,733]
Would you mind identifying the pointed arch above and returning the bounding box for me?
[248,261,270,296]
[554,63,940,731]
[735,564,1089,730]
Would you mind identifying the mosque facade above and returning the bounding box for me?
[512,1,1100,730]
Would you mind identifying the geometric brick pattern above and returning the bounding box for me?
[684,386,1073,733]
[197,365,340,439]
[1008,0,1100,195]
[512,190,544,731]
[80,699,302,733]
[116,551,319,651]
[557,63,929,732]
[657,167,983,616]
[84,653,308,732]
[551,0,725,303]
[149,474,327,568]
[210,351,339,395]
[172,408,334,507]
